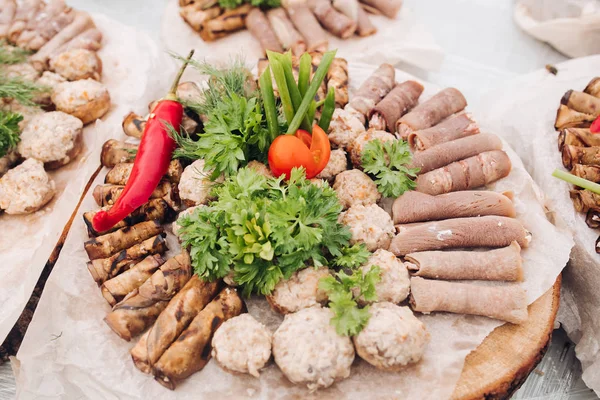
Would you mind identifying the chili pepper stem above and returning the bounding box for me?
[165,50,195,101]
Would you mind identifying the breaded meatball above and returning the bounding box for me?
[316,148,347,180]
[339,204,394,251]
[353,303,429,370]
[171,205,202,239]
[273,306,355,391]
[247,160,273,177]
[266,267,330,314]
[50,48,103,81]
[0,158,55,214]
[178,159,223,207]
[2,62,40,81]
[211,314,272,378]
[17,111,83,169]
[356,249,410,305]
[333,169,380,209]
[348,129,396,167]
[51,79,110,124]
[35,71,66,105]
[327,108,366,150]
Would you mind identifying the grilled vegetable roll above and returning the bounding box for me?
[584,77,600,98]
[104,252,192,341]
[122,112,146,139]
[348,63,395,117]
[200,4,251,42]
[368,80,424,131]
[93,181,178,208]
[246,8,283,53]
[408,113,479,151]
[84,220,163,260]
[561,90,600,117]
[396,88,467,139]
[87,233,168,285]
[286,3,328,52]
[409,133,503,174]
[327,57,349,108]
[180,3,222,32]
[359,0,402,18]
[356,6,376,36]
[308,0,357,38]
[558,128,600,151]
[389,216,530,256]
[104,160,183,185]
[562,145,600,170]
[131,330,152,374]
[146,276,221,367]
[586,210,600,228]
[392,190,515,224]
[152,287,244,390]
[572,164,600,183]
[101,255,166,306]
[570,189,600,213]
[406,241,522,281]
[266,8,306,55]
[410,277,528,324]
[415,150,511,195]
[555,104,595,130]
[100,139,137,168]
[0,0,16,38]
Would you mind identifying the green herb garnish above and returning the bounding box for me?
[0,111,22,158]
[0,75,48,107]
[362,139,419,197]
[0,41,30,65]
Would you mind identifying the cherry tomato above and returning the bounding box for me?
[592,116,600,134]
[308,125,331,174]
[268,135,317,179]
[295,129,312,147]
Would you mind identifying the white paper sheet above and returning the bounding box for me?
[11,61,572,399]
[473,55,600,396]
[160,0,444,71]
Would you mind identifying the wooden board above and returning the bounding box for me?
[453,276,562,400]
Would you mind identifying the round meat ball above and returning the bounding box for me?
[211,314,272,378]
[51,79,110,124]
[316,148,347,180]
[266,267,330,314]
[355,249,410,305]
[348,129,396,167]
[327,108,366,150]
[353,302,429,370]
[247,160,273,178]
[339,204,394,251]
[273,306,355,391]
[0,158,55,214]
[178,159,223,207]
[17,111,83,169]
[171,205,202,239]
[333,169,380,210]
[50,48,103,81]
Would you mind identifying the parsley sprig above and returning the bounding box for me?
[361,139,419,198]
[0,111,22,158]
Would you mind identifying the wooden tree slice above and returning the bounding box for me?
[452,276,561,400]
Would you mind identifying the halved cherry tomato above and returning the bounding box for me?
[268,124,331,179]
[592,116,600,133]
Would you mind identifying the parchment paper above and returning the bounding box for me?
[473,55,600,396]
[11,62,572,399]
[0,14,178,346]
[160,0,444,71]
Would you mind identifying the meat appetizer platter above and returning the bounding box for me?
[0,4,180,347]
[13,51,571,399]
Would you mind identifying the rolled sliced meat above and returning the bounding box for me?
[408,113,479,151]
[152,287,244,390]
[286,3,328,51]
[396,88,467,139]
[84,220,163,260]
[200,4,251,42]
[104,161,183,185]
[555,104,595,130]
[406,241,522,281]
[100,139,137,168]
[561,90,600,117]
[410,277,528,324]
[100,255,166,306]
[87,233,168,285]
[17,0,74,50]
[571,164,600,183]
[49,27,103,59]
[359,0,402,18]
[348,63,395,117]
[570,189,600,213]
[415,150,511,195]
[104,252,192,341]
[246,8,283,54]
[145,276,221,367]
[266,8,306,55]
[584,77,600,98]
[356,7,376,36]
[409,133,503,174]
[327,57,349,108]
[562,145,600,170]
[389,215,530,256]
[7,0,42,43]
[0,0,17,38]
[392,190,515,224]
[308,0,357,39]
[368,80,424,131]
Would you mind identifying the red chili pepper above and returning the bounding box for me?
[591,116,600,133]
[92,51,194,233]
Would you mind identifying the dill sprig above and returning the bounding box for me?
[0,111,22,158]
[0,75,49,106]
[0,41,30,65]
